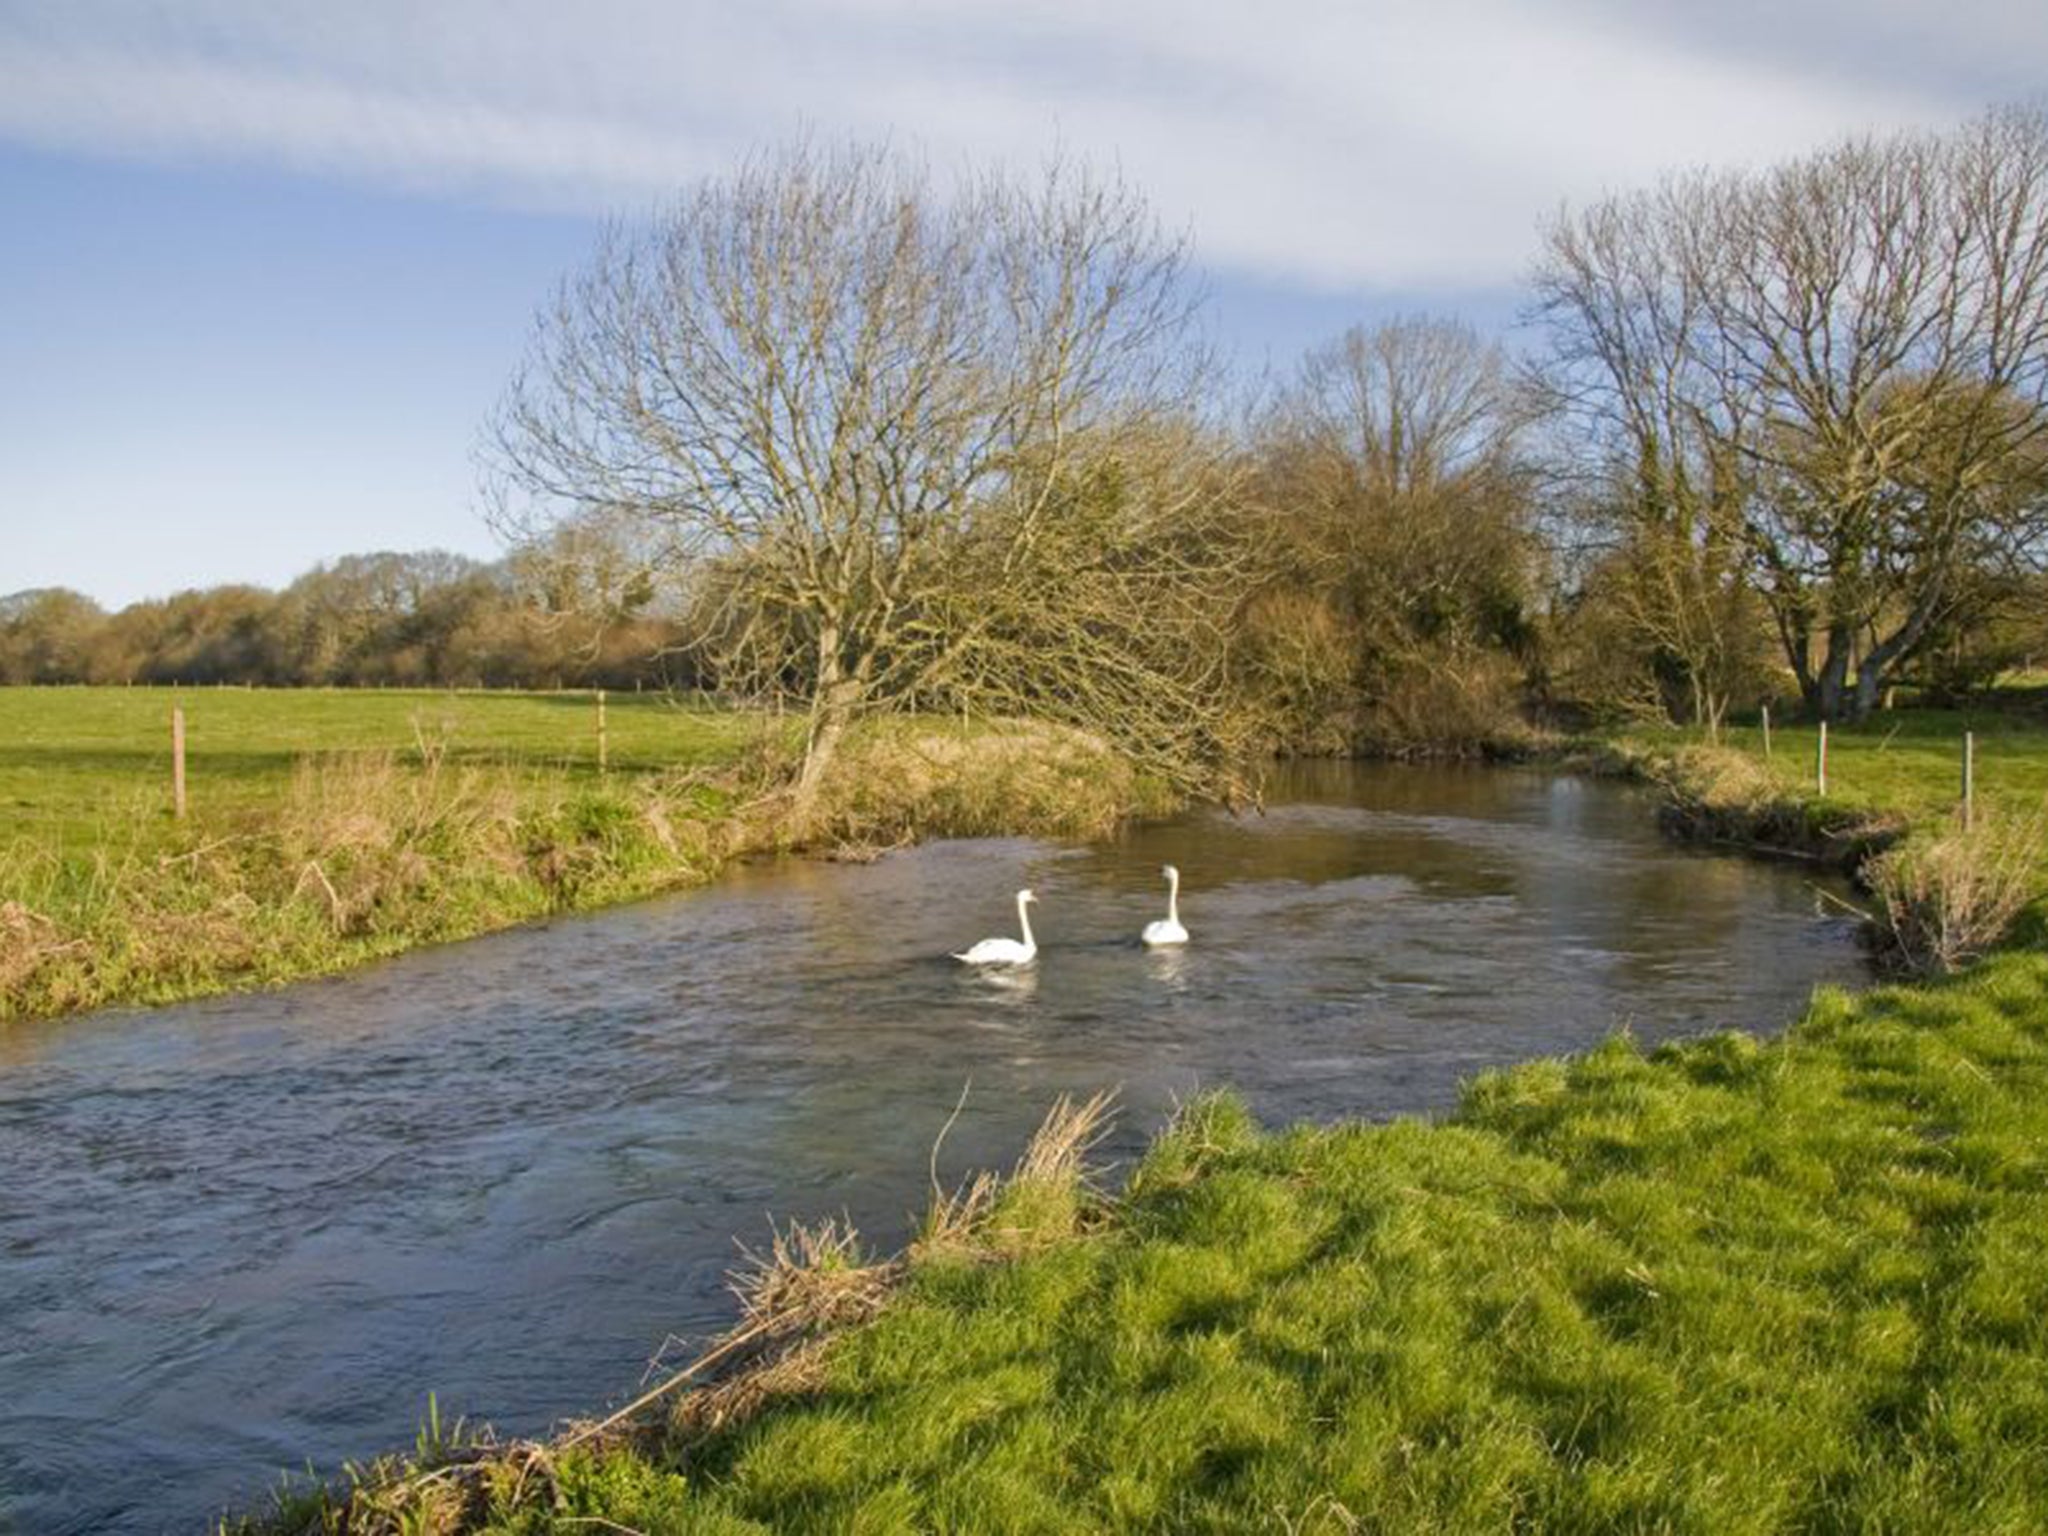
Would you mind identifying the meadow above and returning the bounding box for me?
[1625,697,2048,831]
[237,951,2048,1535]
[0,687,1151,1022]
[0,684,755,844]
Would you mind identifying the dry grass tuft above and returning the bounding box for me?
[728,1216,897,1340]
[1650,744,1903,865]
[1012,1088,1118,1191]
[671,1335,834,1438]
[799,720,1163,851]
[0,898,81,1000]
[1864,808,2046,975]
[916,1090,1120,1262]
[276,751,527,934]
[915,1166,1004,1258]
[1658,743,1781,813]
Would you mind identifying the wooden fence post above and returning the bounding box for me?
[1962,730,1975,830]
[1760,704,1772,759]
[172,705,187,820]
[1816,721,1828,796]
[596,688,608,775]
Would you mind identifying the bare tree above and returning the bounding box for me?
[1285,316,1531,505]
[1248,317,1543,746]
[1532,167,1760,730]
[1539,106,2048,721]
[1563,527,1768,735]
[486,137,1241,800]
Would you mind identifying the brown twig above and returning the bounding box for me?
[555,1315,781,1452]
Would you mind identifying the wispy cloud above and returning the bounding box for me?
[0,0,2027,290]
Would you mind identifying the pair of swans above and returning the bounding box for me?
[953,865,1187,966]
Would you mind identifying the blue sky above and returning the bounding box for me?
[3,1,2041,609]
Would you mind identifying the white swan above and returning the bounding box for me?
[1142,864,1189,947]
[954,889,1038,965]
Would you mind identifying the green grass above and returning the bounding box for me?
[0,688,1154,1023]
[0,687,772,1021]
[221,699,2048,1536]
[1610,704,2048,968]
[0,685,756,845]
[666,960,2048,1533]
[245,953,2048,1534]
[1620,702,2048,830]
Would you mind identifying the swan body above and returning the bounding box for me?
[1142,864,1189,947]
[954,889,1039,965]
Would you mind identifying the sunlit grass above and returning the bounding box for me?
[1612,700,2048,971]
[1622,702,2048,829]
[651,957,2048,1529]
[0,685,759,844]
[206,693,2048,1533]
[0,689,1151,1023]
[242,952,2048,1534]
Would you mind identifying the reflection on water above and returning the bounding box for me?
[0,763,1865,1535]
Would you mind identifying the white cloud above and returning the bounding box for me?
[0,0,2014,291]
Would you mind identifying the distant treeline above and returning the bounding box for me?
[15,111,2048,755]
[0,549,693,690]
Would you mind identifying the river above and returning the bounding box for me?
[0,762,1866,1534]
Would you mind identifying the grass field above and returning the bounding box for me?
[624,958,2048,1532]
[241,951,2048,1535]
[0,688,1151,1023]
[0,685,759,845]
[1622,698,2048,829]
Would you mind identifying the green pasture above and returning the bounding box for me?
[1626,700,2048,829]
[0,689,1143,1023]
[0,686,761,849]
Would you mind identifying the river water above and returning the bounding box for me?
[0,763,1866,1534]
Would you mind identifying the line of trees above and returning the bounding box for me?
[1536,105,2048,728]
[486,115,2047,794]
[14,112,2046,790]
[0,547,690,690]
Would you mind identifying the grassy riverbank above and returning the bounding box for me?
[234,952,2048,1535]
[0,688,1163,1024]
[226,702,2048,1535]
[1606,700,2048,855]
[1600,704,2048,973]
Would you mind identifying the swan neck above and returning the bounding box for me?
[1167,868,1180,924]
[1017,893,1036,948]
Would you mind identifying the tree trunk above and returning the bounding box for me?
[1849,583,1945,722]
[1774,603,1820,720]
[791,621,864,819]
[793,691,854,809]
[1810,624,1854,722]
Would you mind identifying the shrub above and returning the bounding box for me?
[1356,648,1541,757]
[1864,811,2045,975]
